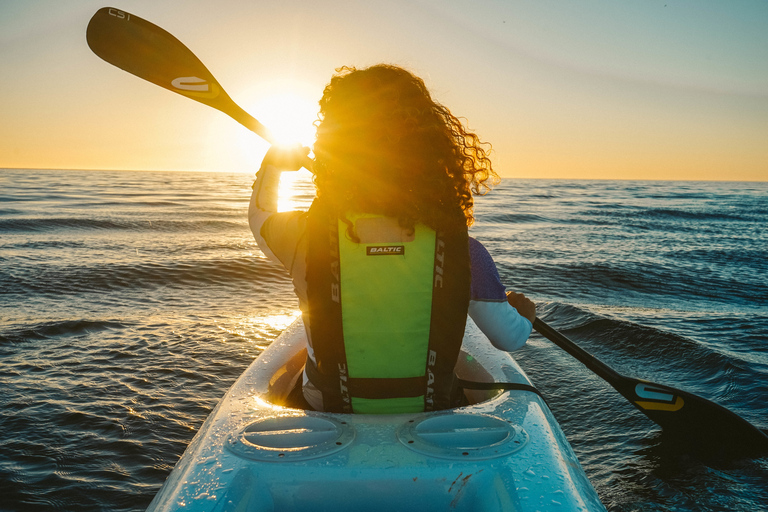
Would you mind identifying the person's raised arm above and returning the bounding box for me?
[248,145,309,262]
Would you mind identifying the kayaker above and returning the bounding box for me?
[249,64,535,413]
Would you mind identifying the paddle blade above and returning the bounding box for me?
[533,319,768,458]
[617,376,768,457]
[86,7,273,141]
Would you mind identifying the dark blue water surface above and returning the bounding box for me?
[1,168,766,511]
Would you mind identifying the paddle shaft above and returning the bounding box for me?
[533,319,622,383]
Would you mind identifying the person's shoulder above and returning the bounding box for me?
[468,236,506,300]
[469,236,494,263]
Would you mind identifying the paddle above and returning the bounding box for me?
[86,6,765,458]
[533,318,768,457]
[86,7,312,170]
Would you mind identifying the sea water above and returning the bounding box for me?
[1,168,766,511]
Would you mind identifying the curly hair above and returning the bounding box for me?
[312,64,499,236]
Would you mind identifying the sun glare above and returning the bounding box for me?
[250,86,318,148]
[231,81,319,173]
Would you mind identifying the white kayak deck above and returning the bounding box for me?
[146,318,606,512]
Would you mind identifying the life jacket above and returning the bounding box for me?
[304,199,470,414]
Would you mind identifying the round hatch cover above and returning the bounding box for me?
[397,413,528,460]
[227,415,355,462]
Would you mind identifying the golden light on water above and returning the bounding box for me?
[277,169,314,212]
[261,312,301,332]
[214,312,301,352]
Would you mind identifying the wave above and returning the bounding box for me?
[538,302,705,360]
[524,259,766,308]
[66,200,187,208]
[0,319,128,344]
[0,257,291,296]
[481,212,555,224]
[665,247,768,271]
[642,208,750,223]
[0,217,244,233]
[579,207,755,228]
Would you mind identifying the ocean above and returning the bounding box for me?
[1,168,766,511]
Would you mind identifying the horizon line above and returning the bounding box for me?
[2,167,767,184]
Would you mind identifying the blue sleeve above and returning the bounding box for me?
[469,237,507,301]
[468,237,532,351]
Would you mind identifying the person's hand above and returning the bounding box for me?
[260,144,310,172]
[507,291,536,324]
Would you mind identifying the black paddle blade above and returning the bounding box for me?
[86,7,273,142]
[615,376,768,457]
[533,319,768,458]
[87,8,225,106]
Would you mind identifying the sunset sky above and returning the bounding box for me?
[1,0,766,181]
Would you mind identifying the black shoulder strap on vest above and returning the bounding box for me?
[305,200,352,413]
[424,227,470,411]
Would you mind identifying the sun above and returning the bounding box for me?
[249,83,319,148]
[228,80,319,177]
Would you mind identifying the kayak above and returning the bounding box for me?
[146,318,606,512]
